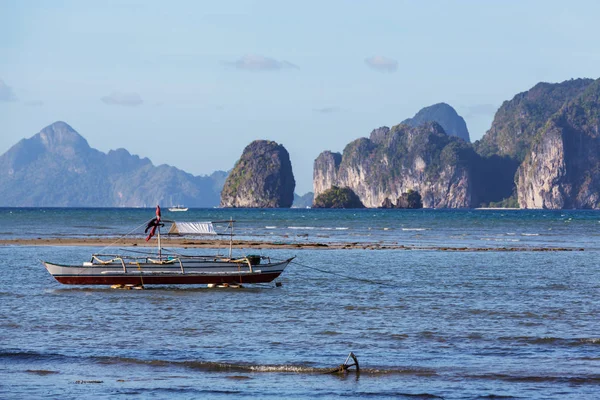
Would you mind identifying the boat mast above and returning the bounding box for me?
[156,204,162,260]
[157,225,162,259]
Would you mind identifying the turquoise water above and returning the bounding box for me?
[1,208,599,399]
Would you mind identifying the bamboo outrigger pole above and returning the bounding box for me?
[228,217,233,259]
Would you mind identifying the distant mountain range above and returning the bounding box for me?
[292,192,314,208]
[0,122,227,207]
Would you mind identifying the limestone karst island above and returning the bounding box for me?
[1,77,600,209]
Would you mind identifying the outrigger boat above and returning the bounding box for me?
[42,206,294,287]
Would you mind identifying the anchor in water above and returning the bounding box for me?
[326,352,359,374]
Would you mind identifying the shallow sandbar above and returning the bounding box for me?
[0,237,583,252]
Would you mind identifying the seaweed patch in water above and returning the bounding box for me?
[26,369,60,375]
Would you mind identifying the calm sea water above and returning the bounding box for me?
[1,208,599,399]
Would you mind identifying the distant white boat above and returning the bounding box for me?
[168,205,188,212]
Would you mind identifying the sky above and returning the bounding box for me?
[1,0,600,194]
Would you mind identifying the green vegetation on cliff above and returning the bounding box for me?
[475,78,594,161]
[480,194,519,209]
[362,121,475,189]
[313,186,365,208]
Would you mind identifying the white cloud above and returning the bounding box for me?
[226,54,299,71]
[0,79,18,102]
[101,92,143,106]
[364,56,398,73]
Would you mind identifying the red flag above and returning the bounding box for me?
[145,205,162,241]
[146,224,157,241]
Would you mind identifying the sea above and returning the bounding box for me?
[0,208,599,399]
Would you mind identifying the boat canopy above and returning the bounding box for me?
[168,221,217,235]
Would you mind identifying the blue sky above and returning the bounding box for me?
[1,0,599,194]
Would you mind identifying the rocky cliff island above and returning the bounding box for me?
[314,78,600,209]
[516,79,600,208]
[220,140,295,208]
[474,77,600,209]
[313,121,478,208]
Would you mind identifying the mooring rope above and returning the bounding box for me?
[135,261,144,287]
[291,261,396,287]
[96,218,155,254]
